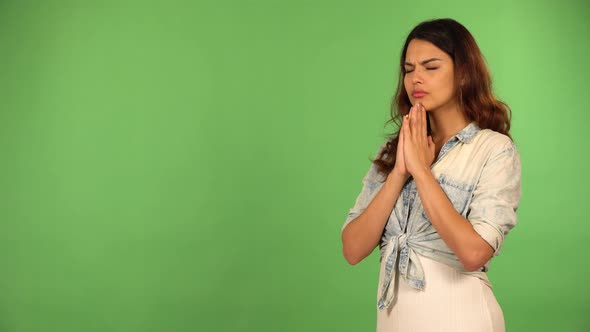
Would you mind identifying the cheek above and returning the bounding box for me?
[433,75,454,96]
[403,76,411,92]
[441,83,455,98]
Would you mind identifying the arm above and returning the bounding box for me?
[402,103,521,272]
[342,107,414,265]
[341,171,409,265]
[412,169,493,272]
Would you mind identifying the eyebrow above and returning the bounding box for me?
[404,58,442,66]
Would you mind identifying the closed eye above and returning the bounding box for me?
[404,67,439,74]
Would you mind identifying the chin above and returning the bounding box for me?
[413,101,428,110]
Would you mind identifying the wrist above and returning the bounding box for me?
[411,166,432,181]
[388,168,410,183]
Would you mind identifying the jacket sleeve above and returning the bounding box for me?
[341,144,387,235]
[467,143,522,256]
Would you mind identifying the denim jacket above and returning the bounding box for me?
[341,122,522,311]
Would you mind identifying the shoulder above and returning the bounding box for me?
[471,129,518,158]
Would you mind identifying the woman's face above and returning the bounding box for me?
[403,39,458,113]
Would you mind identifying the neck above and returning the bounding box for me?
[427,104,469,145]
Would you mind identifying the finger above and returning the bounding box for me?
[401,114,407,143]
[402,113,408,137]
[415,103,423,140]
[403,111,411,143]
[412,104,421,141]
[399,116,404,140]
[397,117,405,156]
[420,104,427,139]
[410,104,419,138]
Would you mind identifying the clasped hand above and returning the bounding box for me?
[393,102,436,179]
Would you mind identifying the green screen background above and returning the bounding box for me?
[0,0,588,331]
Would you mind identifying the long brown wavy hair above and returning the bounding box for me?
[372,18,512,180]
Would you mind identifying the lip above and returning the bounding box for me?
[412,90,427,98]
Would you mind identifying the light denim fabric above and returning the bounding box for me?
[341,122,522,311]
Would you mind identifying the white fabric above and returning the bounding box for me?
[376,253,505,332]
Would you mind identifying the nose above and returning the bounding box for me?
[412,69,423,84]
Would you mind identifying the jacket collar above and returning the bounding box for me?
[454,122,480,144]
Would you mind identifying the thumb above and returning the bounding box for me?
[428,136,435,152]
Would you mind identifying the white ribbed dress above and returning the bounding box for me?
[376,253,505,332]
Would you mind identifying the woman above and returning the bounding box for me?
[340,18,521,332]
